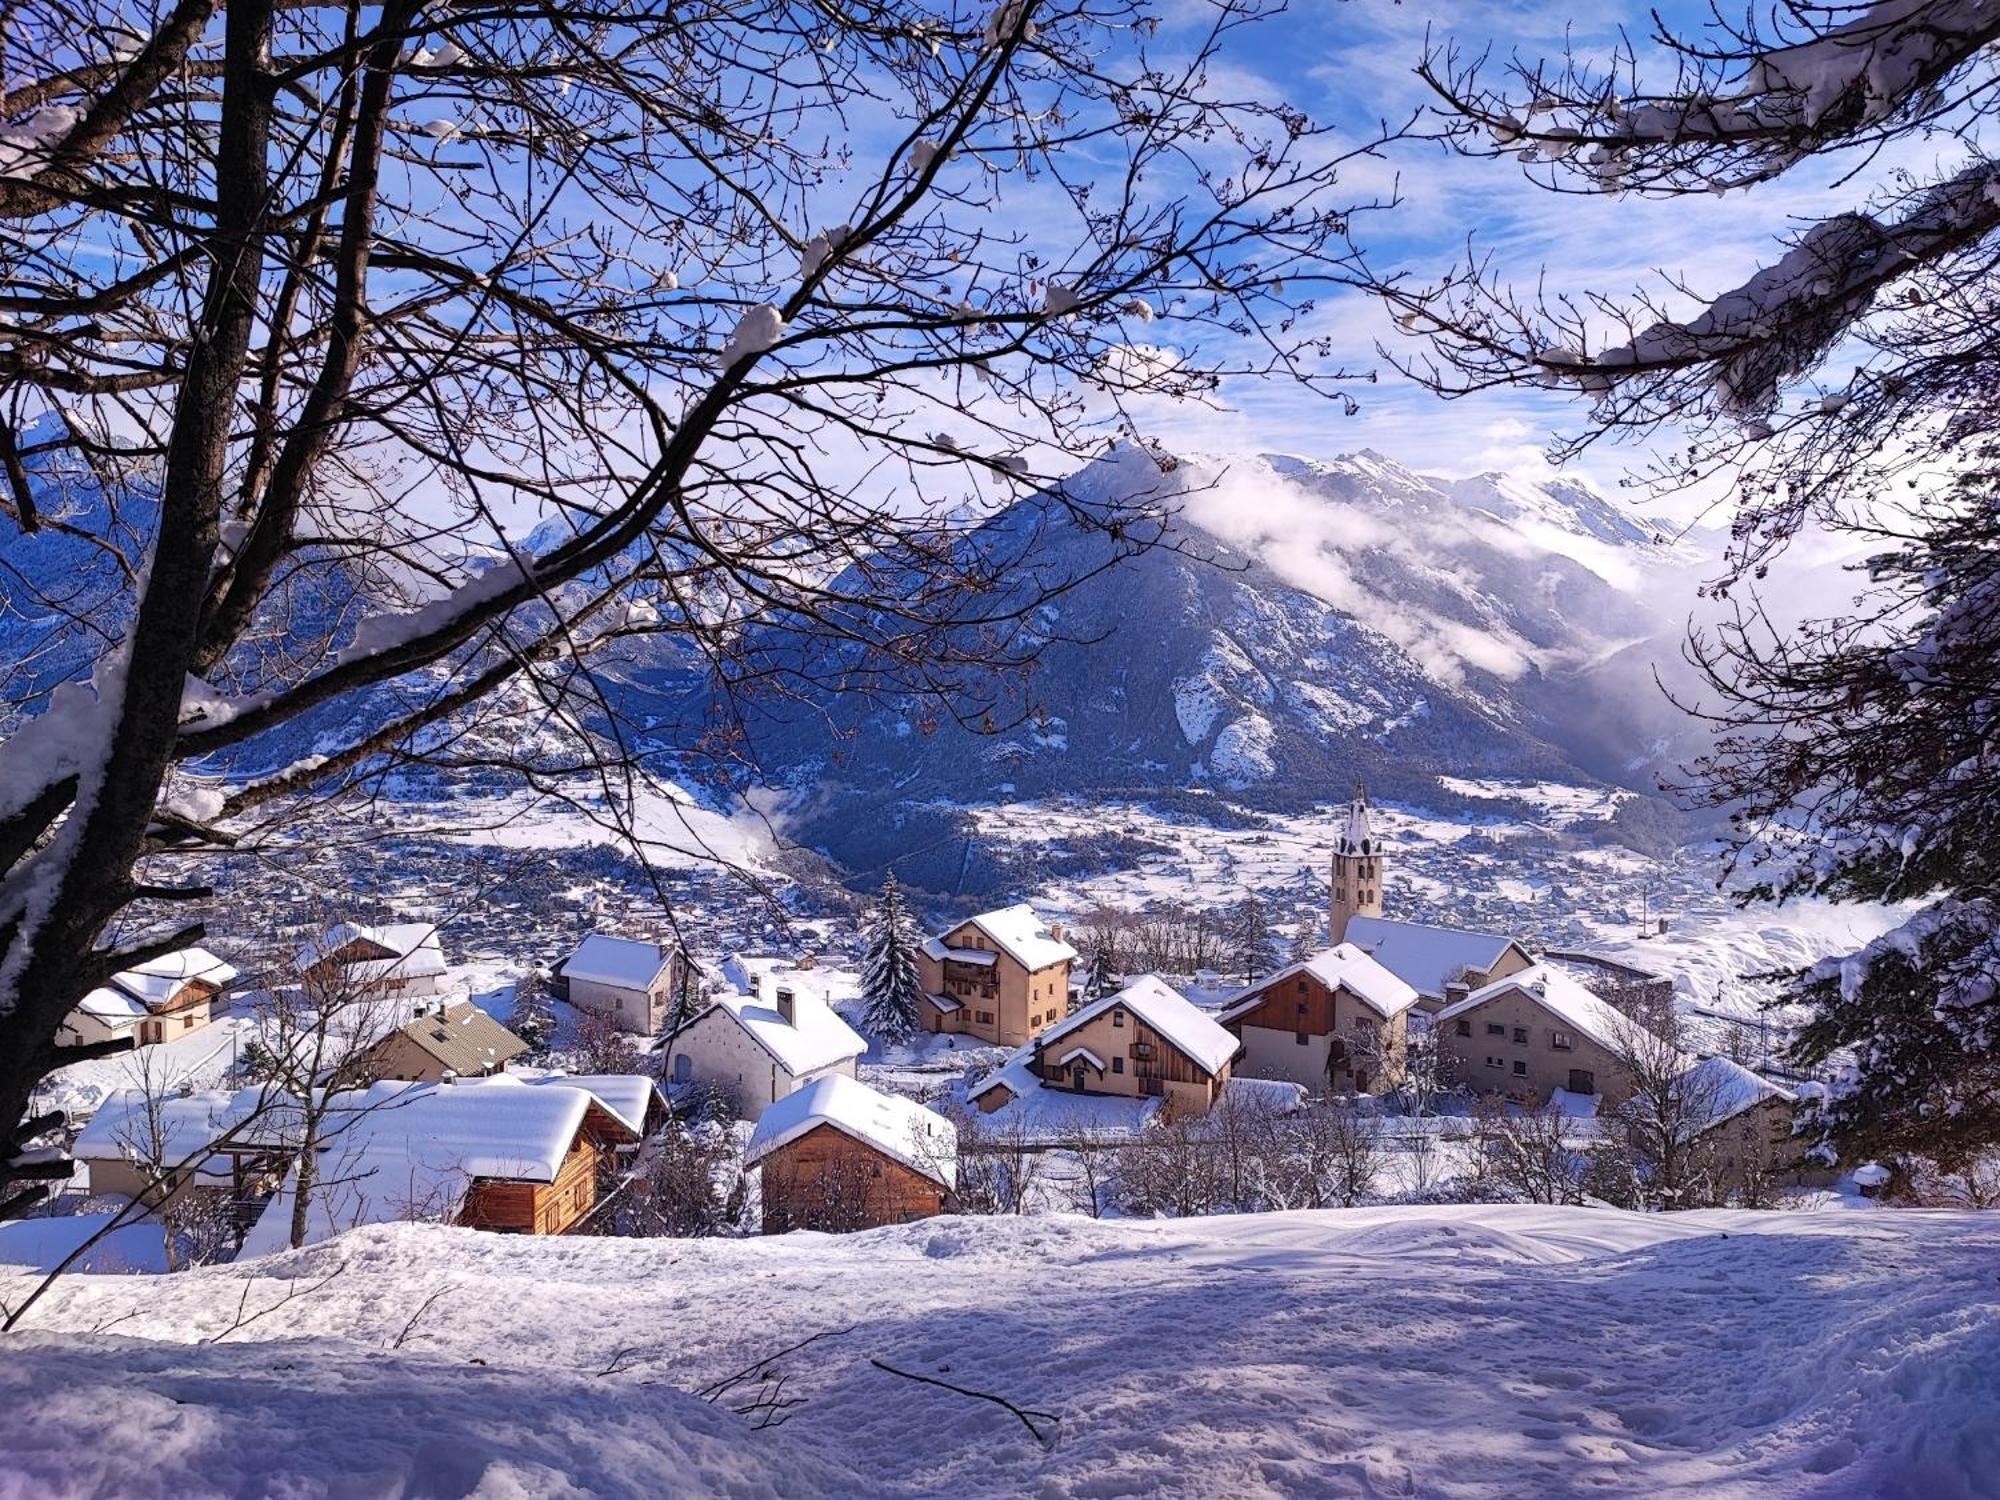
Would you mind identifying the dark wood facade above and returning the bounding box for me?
[1224,970,1342,1037]
[456,1107,626,1236]
[759,1122,947,1234]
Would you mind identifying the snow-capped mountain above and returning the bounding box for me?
[612,446,1700,885]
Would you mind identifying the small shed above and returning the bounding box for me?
[745,1075,956,1234]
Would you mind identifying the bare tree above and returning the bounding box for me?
[568,1011,641,1077]
[1120,1105,1220,1217]
[1320,1097,1380,1209]
[948,1104,1043,1215]
[255,941,424,1249]
[106,1047,242,1270]
[760,1152,878,1236]
[0,0,1408,1214]
[1474,1097,1585,1206]
[1599,1014,1732,1211]
[614,1119,744,1237]
[1054,1111,1119,1219]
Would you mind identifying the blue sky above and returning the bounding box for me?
[1126,0,1949,514]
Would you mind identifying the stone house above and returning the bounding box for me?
[557,934,692,1035]
[662,978,865,1118]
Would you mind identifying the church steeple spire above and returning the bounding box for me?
[1330,782,1384,944]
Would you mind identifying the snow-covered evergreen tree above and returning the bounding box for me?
[662,952,701,1035]
[860,875,924,1045]
[1086,935,1119,1001]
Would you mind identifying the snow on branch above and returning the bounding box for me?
[1420,0,2000,195]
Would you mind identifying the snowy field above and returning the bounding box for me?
[4,1205,1995,1499]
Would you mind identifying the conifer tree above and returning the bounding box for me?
[860,876,924,1045]
[1087,935,1119,1001]
[1229,898,1280,983]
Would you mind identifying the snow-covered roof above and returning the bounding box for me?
[238,1078,636,1257]
[73,947,240,1021]
[123,946,238,990]
[925,992,962,1014]
[295,921,448,982]
[1037,975,1239,1078]
[1435,964,1638,1055]
[942,904,1077,971]
[683,984,865,1077]
[744,1075,956,1190]
[920,936,997,966]
[498,1072,663,1138]
[74,986,148,1023]
[968,1045,1164,1136]
[1217,944,1421,1023]
[1054,1046,1106,1071]
[1341,916,1529,1000]
[73,1085,284,1169]
[1684,1055,1795,1129]
[559,934,674,991]
[380,1001,529,1076]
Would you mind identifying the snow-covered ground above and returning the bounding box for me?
[4,1205,1995,1498]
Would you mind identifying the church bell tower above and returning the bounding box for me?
[1330,782,1384,944]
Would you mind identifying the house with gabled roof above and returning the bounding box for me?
[746,1074,956,1233]
[1217,943,1421,1095]
[663,977,865,1117]
[296,921,448,998]
[1434,963,1638,1103]
[237,1074,644,1253]
[57,946,239,1049]
[1341,915,1536,1015]
[916,902,1077,1047]
[354,1000,529,1084]
[557,933,693,1035]
[970,975,1240,1118]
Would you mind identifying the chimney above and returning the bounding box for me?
[1442,980,1470,1007]
[1048,921,1064,942]
[440,1069,458,1085]
[775,986,797,1027]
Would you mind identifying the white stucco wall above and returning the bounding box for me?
[569,975,663,1035]
[1235,1025,1335,1090]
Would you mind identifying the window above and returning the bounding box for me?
[1133,1042,1153,1059]
[1112,1057,1124,1074]
[976,1009,995,1024]
[1112,1010,1126,1027]
[1454,1019,1472,1037]
[1296,1001,1307,1014]
[1296,1031,1309,1046]
[1512,1060,1527,1077]
[1512,1026,1528,1045]
[1485,1055,1504,1070]
[1551,1030,1574,1051]
[1486,1022,1505,1037]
